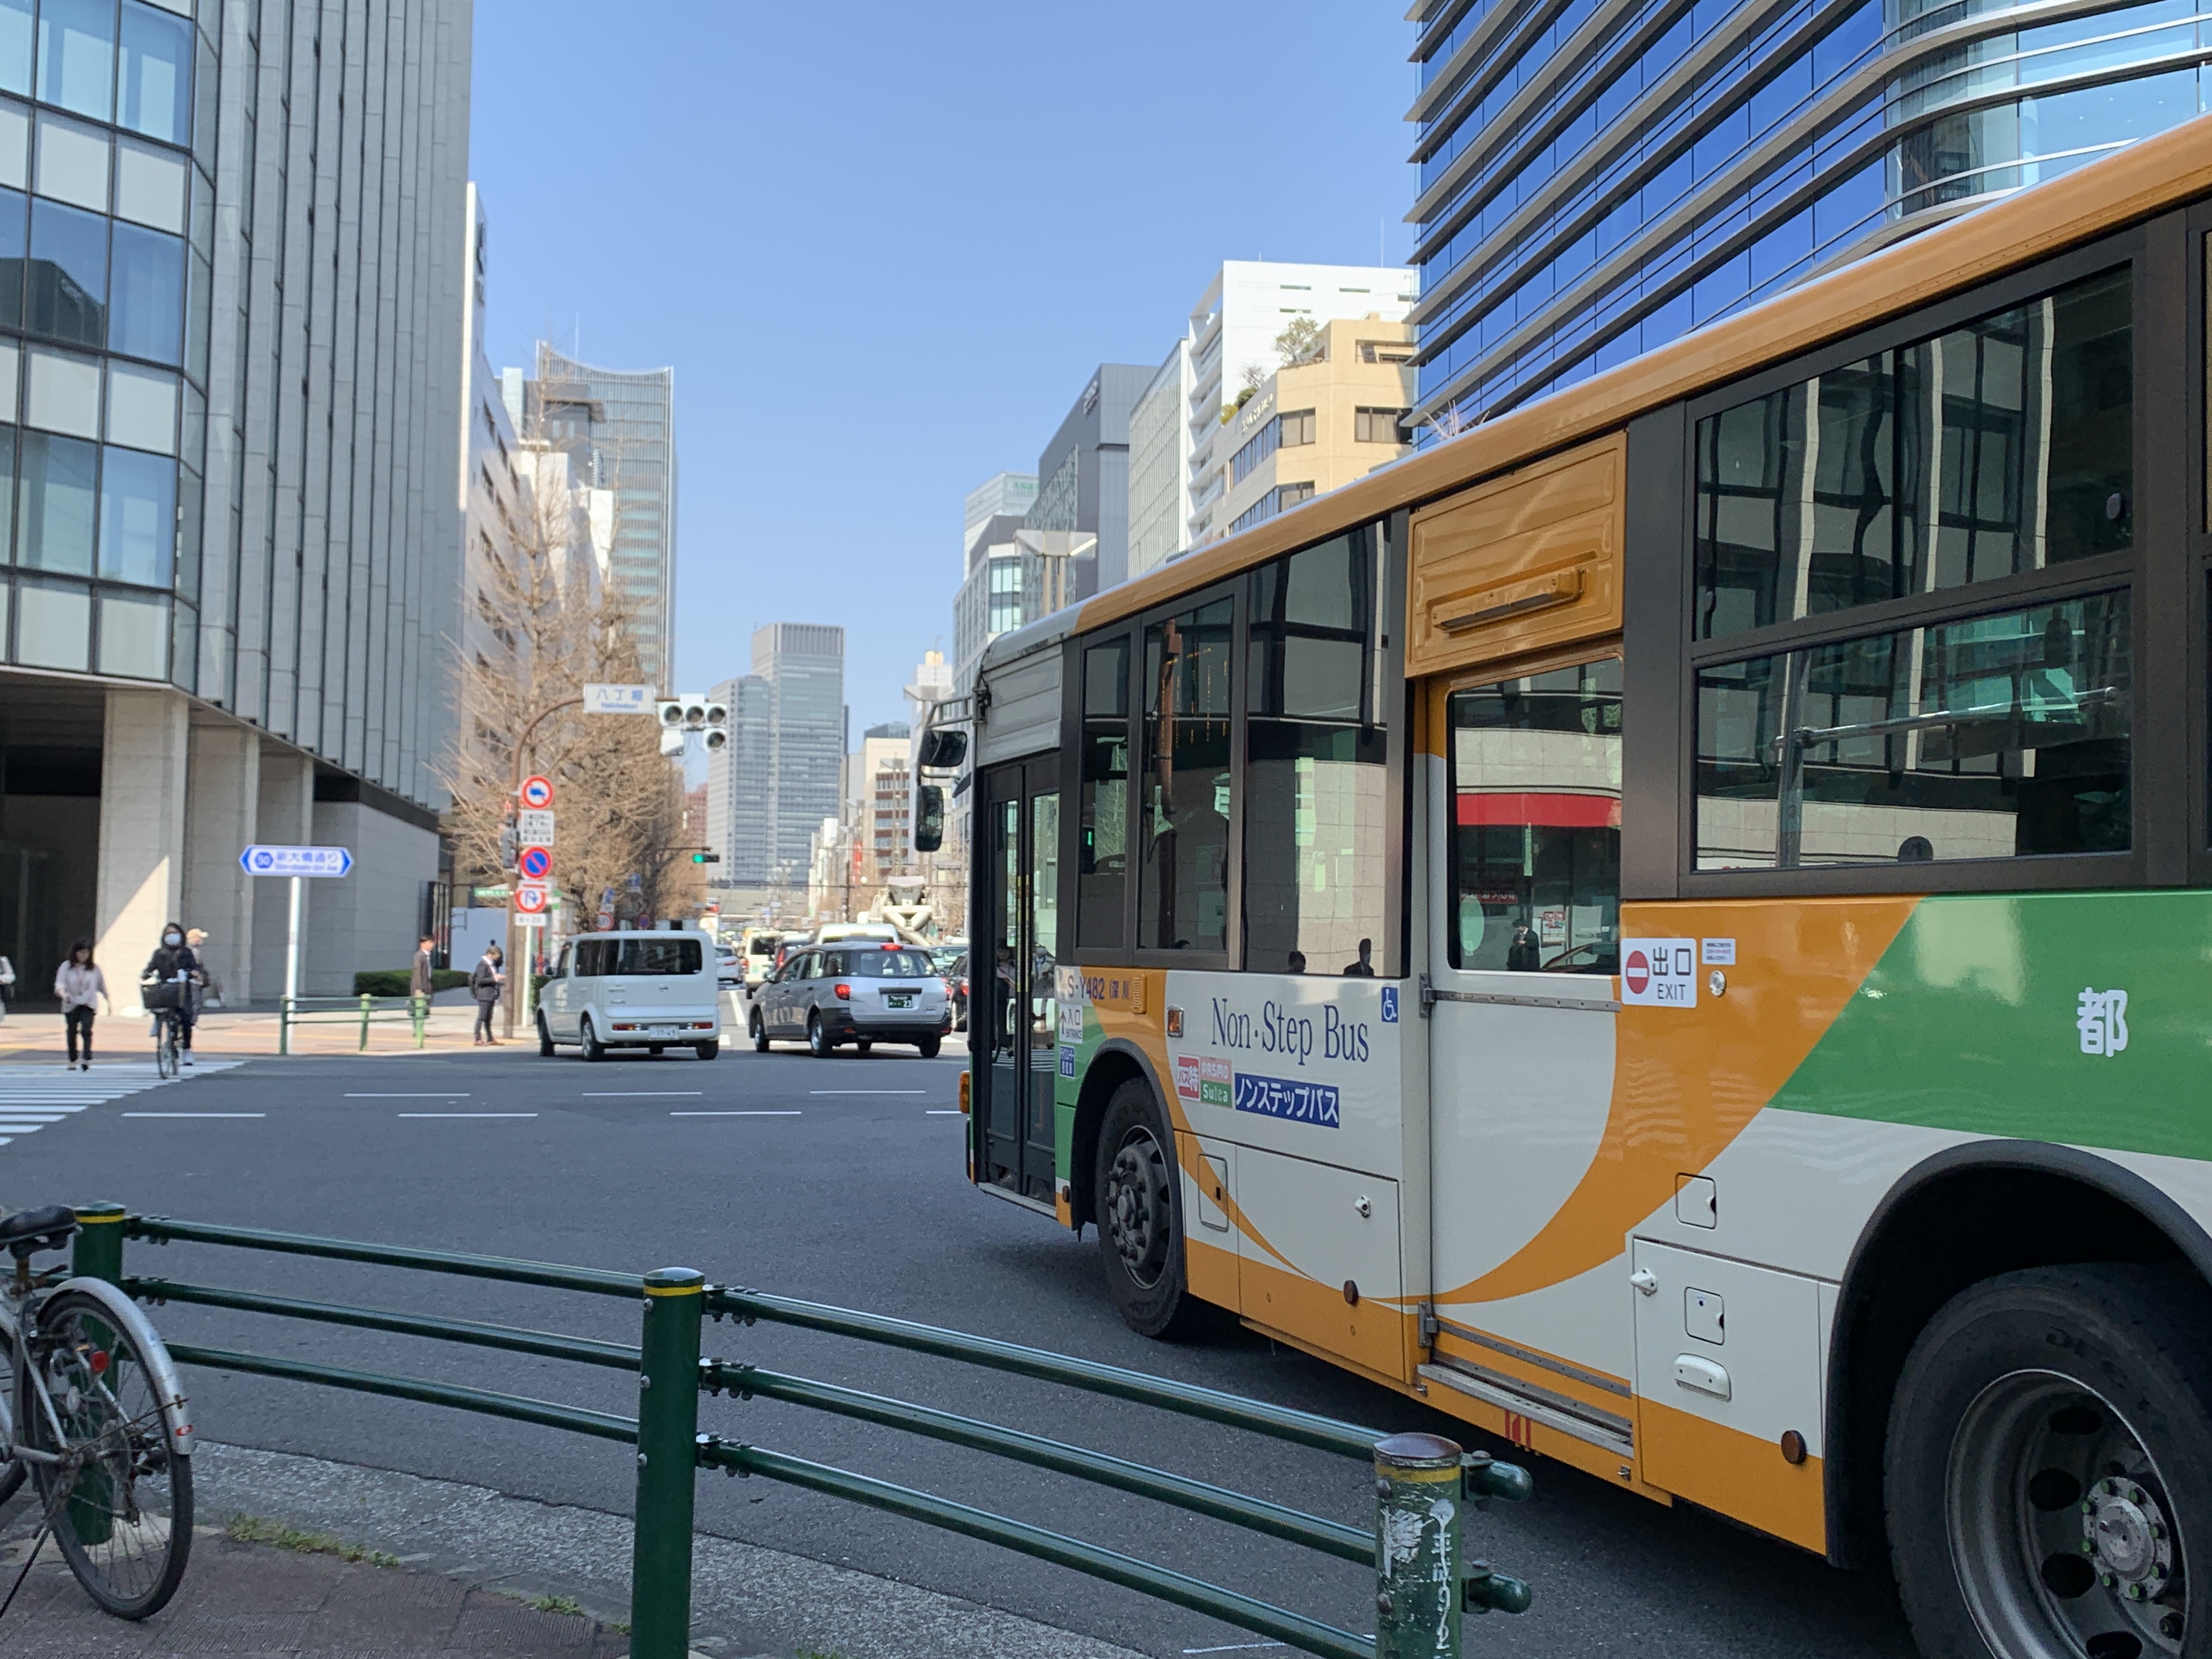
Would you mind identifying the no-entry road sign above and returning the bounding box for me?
[520,775,555,810]
[240,844,353,878]
[517,845,553,881]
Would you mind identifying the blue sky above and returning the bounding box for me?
[469,2,1416,733]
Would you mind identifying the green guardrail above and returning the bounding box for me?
[82,1209,1534,1659]
[276,994,428,1054]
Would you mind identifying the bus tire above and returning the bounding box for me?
[1886,1263,2212,1659]
[1094,1079,1205,1340]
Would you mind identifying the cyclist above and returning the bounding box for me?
[140,922,202,1068]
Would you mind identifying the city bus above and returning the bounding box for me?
[957,116,2212,1659]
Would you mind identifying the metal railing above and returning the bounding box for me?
[72,1208,1532,1658]
[275,995,428,1054]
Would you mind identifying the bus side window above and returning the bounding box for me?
[1244,528,1392,976]
[1447,659,1622,975]
[1077,636,1131,950]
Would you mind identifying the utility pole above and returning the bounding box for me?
[500,696,583,1037]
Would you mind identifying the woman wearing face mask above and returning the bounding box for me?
[54,939,107,1070]
[143,923,204,1068]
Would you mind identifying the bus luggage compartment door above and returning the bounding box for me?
[1235,1148,1407,1381]
[1630,1239,1827,1551]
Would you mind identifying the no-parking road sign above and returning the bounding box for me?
[520,775,555,810]
[517,845,553,881]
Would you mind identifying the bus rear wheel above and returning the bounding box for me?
[1094,1080,1206,1340]
[1888,1263,2212,1659]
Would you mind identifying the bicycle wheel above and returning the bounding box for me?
[0,1311,21,1508]
[24,1289,192,1617]
[153,1019,177,1080]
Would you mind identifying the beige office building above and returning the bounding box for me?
[1215,319,1417,540]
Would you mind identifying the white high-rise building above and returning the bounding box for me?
[1125,262,1419,565]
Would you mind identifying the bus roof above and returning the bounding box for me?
[1073,112,2212,635]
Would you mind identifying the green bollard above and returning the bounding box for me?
[1376,1432,1463,1658]
[630,1268,704,1658]
[70,1203,126,1284]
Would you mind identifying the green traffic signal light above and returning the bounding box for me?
[691,851,720,864]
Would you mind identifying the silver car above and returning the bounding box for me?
[750,944,950,1058]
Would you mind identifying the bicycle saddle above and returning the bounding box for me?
[0,1204,80,1257]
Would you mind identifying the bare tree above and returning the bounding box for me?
[1425,399,1476,444]
[441,427,693,995]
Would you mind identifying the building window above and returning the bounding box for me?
[1359,340,1413,364]
[1355,407,1409,443]
[1231,415,1280,485]
[1279,408,1316,447]
[1230,482,1317,537]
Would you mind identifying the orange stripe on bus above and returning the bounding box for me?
[1440,896,1916,1305]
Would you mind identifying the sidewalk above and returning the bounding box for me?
[1,1441,1147,1659]
[1,1520,631,1656]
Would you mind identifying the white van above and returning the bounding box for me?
[537,928,723,1061]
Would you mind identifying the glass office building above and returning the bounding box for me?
[1407,0,2212,430]
[0,0,469,1002]
[533,346,676,689]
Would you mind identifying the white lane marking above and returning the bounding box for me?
[582,1091,703,1097]
[670,1110,800,1116]
[1183,1645,1288,1654]
[124,1112,266,1118]
[396,1112,537,1119]
[346,1092,470,1098]
[924,1110,962,1115]
[809,1090,927,1096]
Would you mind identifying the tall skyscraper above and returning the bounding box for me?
[516,345,676,687]
[0,0,470,1003]
[707,623,844,894]
[1028,363,1151,590]
[1404,0,2212,432]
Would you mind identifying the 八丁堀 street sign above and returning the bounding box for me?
[239,845,353,877]
[583,682,656,715]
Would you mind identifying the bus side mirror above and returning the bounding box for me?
[917,729,968,771]
[915,784,945,853]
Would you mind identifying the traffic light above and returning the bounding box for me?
[498,823,518,871]
[690,851,721,864]
[656,695,731,753]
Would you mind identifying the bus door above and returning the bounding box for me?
[1424,657,1634,1457]
[978,758,1062,1206]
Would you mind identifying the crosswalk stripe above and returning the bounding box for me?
[0,1060,246,1150]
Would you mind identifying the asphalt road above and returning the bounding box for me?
[0,1036,1920,1659]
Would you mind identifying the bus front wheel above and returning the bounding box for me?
[1094,1080,1205,1340]
[1887,1263,2212,1659]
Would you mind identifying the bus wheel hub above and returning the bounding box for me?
[2085,1479,2172,1598]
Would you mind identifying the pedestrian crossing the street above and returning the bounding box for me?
[0,1060,246,1148]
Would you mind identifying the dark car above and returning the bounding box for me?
[749,944,951,1057]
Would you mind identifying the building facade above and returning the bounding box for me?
[1217,318,1415,537]
[1028,363,1148,590]
[844,720,909,892]
[506,345,675,687]
[1405,0,2212,432]
[1125,262,1415,557]
[0,0,471,1006]
[708,622,843,904]
[963,470,1034,557]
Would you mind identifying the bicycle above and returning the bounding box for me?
[142,974,190,1081]
[0,1206,193,1619]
